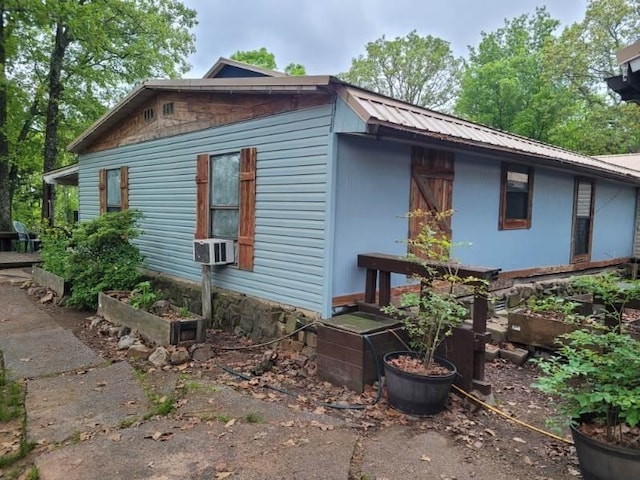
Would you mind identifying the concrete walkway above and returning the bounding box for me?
[0,278,513,480]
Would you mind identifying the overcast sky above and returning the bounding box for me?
[180,0,588,78]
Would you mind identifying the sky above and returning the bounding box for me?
[180,0,588,78]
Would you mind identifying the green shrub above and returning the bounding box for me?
[533,328,640,441]
[66,210,144,310]
[38,226,73,279]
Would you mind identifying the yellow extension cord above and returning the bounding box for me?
[213,320,574,445]
[452,384,574,445]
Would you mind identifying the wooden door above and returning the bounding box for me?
[409,147,454,257]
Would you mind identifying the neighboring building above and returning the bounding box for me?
[607,39,640,105]
[67,58,640,320]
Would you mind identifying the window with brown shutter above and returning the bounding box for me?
[195,148,256,270]
[99,166,129,214]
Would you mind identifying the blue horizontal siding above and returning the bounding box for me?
[592,181,635,260]
[78,104,333,314]
[332,135,411,297]
[452,153,635,270]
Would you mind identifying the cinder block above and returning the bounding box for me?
[485,344,500,361]
[486,318,508,343]
[499,347,529,365]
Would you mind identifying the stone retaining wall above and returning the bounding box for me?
[146,273,318,351]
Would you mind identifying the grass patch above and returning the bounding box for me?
[119,417,137,429]
[216,414,232,423]
[142,395,175,421]
[0,440,35,469]
[0,358,33,470]
[244,412,264,424]
[0,372,23,422]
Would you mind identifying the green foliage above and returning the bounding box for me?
[525,295,591,325]
[455,8,571,142]
[230,47,277,70]
[65,210,144,310]
[341,30,462,110]
[570,272,640,326]
[2,0,197,230]
[533,329,640,441]
[129,281,159,312]
[382,210,478,368]
[229,47,307,76]
[284,63,306,76]
[38,225,73,279]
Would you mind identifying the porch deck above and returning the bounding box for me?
[0,251,41,269]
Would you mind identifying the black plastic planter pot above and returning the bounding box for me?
[571,424,640,480]
[383,351,456,416]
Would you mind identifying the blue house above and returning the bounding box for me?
[68,58,640,322]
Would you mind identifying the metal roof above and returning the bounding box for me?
[595,153,640,172]
[336,85,640,184]
[67,66,640,184]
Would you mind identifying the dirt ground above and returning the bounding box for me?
[29,291,581,480]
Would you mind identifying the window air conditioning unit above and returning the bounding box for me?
[193,239,234,265]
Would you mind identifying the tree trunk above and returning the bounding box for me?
[0,2,11,231]
[42,22,72,224]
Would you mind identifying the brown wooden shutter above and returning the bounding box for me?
[99,168,107,214]
[120,166,129,210]
[409,147,454,256]
[238,147,256,271]
[195,154,210,239]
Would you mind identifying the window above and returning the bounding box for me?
[99,166,128,214]
[499,163,533,230]
[143,107,155,122]
[209,153,240,239]
[571,178,594,263]
[106,168,121,212]
[195,148,256,271]
[162,102,174,116]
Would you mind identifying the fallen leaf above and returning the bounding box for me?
[280,421,295,427]
[19,358,31,362]
[108,433,122,442]
[283,438,296,446]
[96,381,107,387]
[484,428,496,437]
[215,473,233,479]
[79,432,91,441]
[313,406,326,415]
[513,437,527,444]
[225,418,236,428]
[420,455,431,462]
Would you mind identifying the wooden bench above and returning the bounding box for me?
[357,253,501,394]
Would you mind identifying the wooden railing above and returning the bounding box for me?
[357,252,501,394]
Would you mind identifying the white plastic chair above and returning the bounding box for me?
[12,221,40,252]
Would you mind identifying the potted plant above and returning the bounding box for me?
[381,210,480,415]
[533,328,640,479]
